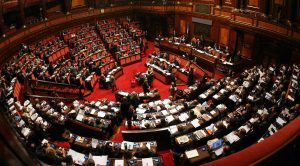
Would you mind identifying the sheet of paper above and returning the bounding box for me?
[121,141,134,150]
[169,125,178,135]
[142,158,154,166]
[194,130,206,139]
[98,111,106,118]
[91,138,98,148]
[162,110,168,116]
[276,117,286,126]
[165,115,175,123]
[170,108,178,114]
[185,149,199,159]
[68,149,85,165]
[191,119,200,128]
[225,132,240,144]
[178,113,188,122]
[94,155,108,166]
[90,109,96,115]
[114,159,124,166]
[177,135,189,144]
[76,114,84,121]
[21,128,30,137]
[214,147,224,156]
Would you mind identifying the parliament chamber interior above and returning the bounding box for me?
[1,0,300,166]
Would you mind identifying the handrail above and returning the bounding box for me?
[203,116,300,166]
[26,94,80,101]
[29,79,80,88]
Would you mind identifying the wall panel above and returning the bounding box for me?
[219,27,230,45]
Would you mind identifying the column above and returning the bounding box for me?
[64,0,71,14]
[214,0,222,8]
[40,0,47,20]
[18,0,25,27]
[259,0,269,15]
[90,0,95,9]
[285,0,296,23]
[0,0,5,36]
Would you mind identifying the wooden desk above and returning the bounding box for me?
[175,69,189,83]
[192,49,216,65]
[179,44,192,53]
[122,128,171,150]
[65,119,110,140]
[159,39,248,75]
[126,157,164,166]
[115,91,160,103]
[152,68,171,84]
[186,146,211,165]
[114,67,124,79]
[169,54,207,80]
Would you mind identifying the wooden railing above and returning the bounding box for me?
[28,79,84,99]
[26,94,80,101]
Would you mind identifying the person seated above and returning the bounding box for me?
[133,143,156,158]
[172,58,180,66]
[82,158,95,166]
[110,146,123,158]
[235,128,247,138]
[184,61,191,71]
[214,121,227,138]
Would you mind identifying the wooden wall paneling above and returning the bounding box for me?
[290,48,300,64]
[219,26,230,45]
[229,29,237,53]
[222,0,237,8]
[247,0,262,12]
[0,0,4,35]
[190,17,195,37]
[241,33,255,59]
[248,0,259,7]
[64,0,72,13]
[210,20,220,42]
[258,0,269,15]
[214,0,222,7]
[167,14,175,36]
[18,0,25,26]
[235,30,243,54]
[71,0,86,8]
[179,19,186,34]
[175,14,191,35]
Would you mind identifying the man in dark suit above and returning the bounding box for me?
[188,67,194,85]
[142,80,150,94]
[120,97,130,119]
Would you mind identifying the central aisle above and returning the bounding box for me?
[85,41,187,101]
